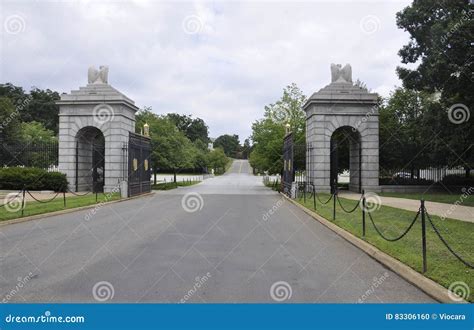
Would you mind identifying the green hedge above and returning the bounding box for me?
[441,174,474,187]
[0,167,68,192]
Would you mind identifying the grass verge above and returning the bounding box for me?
[0,193,121,222]
[296,193,473,302]
[152,180,201,190]
[379,192,474,207]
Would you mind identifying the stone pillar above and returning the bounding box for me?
[303,64,380,193]
[57,67,139,193]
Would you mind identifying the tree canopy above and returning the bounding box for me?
[135,107,231,180]
[395,0,473,175]
[249,83,306,174]
[213,134,240,158]
[0,83,60,134]
[166,113,209,144]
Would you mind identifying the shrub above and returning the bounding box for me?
[441,174,474,187]
[0,167,68,192]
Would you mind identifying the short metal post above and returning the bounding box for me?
[362,189,366,238]
[333,185,337,221]
[95,191,98,203]
[21,185,26,217]
[313,185,316,210]
[421,199,427,273]
[63,190,66,208]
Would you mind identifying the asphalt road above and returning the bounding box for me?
[0,160,434,303]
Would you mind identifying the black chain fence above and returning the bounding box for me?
[285,181,474,274]
[0,185,118,218]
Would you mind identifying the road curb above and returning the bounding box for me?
[0,192,155,227]
[281,193,467,304]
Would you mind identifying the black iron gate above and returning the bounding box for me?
[92,143,105,193]
[128,132,151,197]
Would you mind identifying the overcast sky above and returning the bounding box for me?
[1,0,413,141]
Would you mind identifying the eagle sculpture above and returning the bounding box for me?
[88,65,109,84]
[330,63,352,83]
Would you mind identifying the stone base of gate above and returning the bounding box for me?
[120,181,128,198]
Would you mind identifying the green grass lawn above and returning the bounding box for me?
[152,180,201,190]
[0,193,121,222]
[296,193,474,302]
[380,192,474,207]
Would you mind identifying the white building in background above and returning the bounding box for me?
[208,138,215,151]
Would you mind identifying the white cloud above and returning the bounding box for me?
[1,0,412,141]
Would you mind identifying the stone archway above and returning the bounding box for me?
[57,66,139,193]
[75,126,105,192]
[330,126,361,193]
[304,64,380,193]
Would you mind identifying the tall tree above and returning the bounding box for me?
[0,83,60,134]
[0,97,21,142]
[208,147,229,174]
[18,121,56,143]
[213,134,240,158]
[249,83,306,174]
[136,108,213,181]
[396,0,473,100]
[166,113,209,143]
[396,0,473,175]
[242,138,251,159]
[379,88,429,176]
[136,108,195,182]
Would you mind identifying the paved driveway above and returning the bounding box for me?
[0,160,434,302]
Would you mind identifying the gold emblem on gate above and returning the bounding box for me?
[144,159,149,171]
[133,158,138,171]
